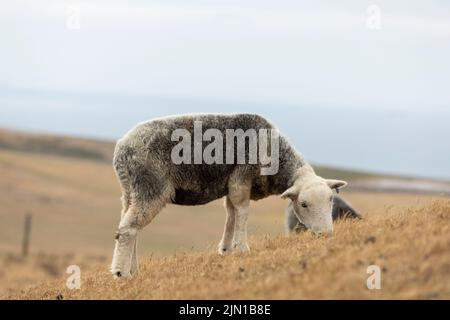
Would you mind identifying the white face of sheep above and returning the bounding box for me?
[282,179,347,235]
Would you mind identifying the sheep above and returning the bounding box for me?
[111,113,348,278]
[285,195,362,233]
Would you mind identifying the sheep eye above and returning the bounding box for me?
[301,202,308,208]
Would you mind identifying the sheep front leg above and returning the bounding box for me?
[218,197,236,255]
[232,203,250,252]
[227,180,251,253]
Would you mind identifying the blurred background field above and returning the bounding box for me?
[0,129,448,297]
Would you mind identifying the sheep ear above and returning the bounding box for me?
[281,186,299,200]
[326,179,348,193]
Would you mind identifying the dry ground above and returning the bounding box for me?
[6,199,450,300]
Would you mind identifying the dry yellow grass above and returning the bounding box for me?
[6,199,449,300]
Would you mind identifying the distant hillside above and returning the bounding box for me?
[0,128,379,180]
[0,129,114,162]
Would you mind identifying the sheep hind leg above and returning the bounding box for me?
[129,238,138,276]
[111,200,163,279]
[122,189,139,276]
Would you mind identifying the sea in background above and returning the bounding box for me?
[1,87,449,180]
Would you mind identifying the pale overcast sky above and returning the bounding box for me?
[1,0,450,113]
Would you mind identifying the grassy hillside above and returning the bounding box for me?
[0,128,449,298]
[6,199,450,300]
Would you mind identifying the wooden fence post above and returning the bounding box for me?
[22,213,32,257]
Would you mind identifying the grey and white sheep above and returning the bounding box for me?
[111,113,349,278]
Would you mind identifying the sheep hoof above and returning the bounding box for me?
[218,243,232,255]
[111,271,123,279]
[232,242,250,253]
[113,270,133,279]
